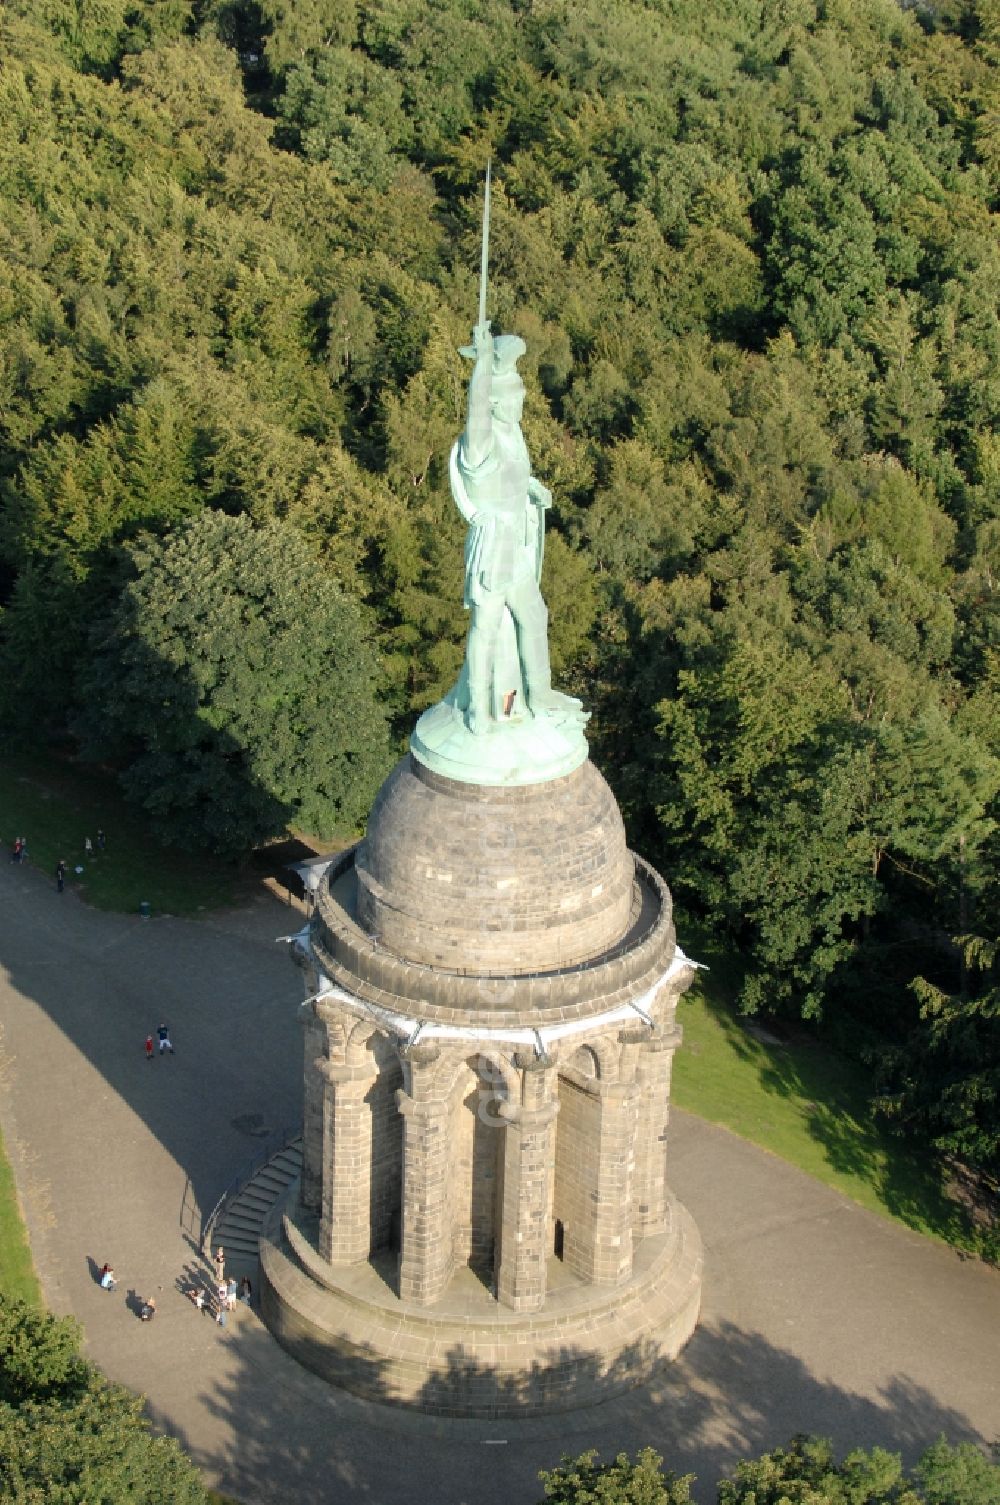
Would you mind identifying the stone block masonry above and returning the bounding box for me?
[266,756,703,1416]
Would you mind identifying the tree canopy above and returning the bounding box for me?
[0,1296,209,1504]
[75,512,392,852]
[718,1434,1000,1505]
[539,1438,1000,1505]
[0,0,998,1169]
[539,1447,693,1505]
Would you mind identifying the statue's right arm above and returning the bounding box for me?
[463,324,494,471]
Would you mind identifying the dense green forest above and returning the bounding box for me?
[1,0,998,1178]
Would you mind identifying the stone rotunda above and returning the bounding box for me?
[259,256,702,1415]
[261,751,703,1415]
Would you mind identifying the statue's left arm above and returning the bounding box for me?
[528,476,552,509]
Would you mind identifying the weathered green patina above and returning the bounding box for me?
[411,171,589,787]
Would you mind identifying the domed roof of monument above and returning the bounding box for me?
[353,754,634,975]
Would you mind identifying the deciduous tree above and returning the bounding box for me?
[75,512,392,851]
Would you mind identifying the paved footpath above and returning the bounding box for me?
[0,856,997,1504]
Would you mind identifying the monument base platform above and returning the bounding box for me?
[410,695,588,787]
[260,1189,703,1418]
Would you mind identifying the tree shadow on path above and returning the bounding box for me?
[158,1310,989,1505]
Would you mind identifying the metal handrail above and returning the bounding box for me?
[200,1122,302,1257]
[179,1175,200,1240]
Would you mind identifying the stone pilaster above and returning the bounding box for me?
[496,1059,559,1313]
[560,1074,638,1286]
[629,1024,682,1239]
[318,1057,376,1265]
[300,1004,326,1214]
[397,1049,451,1305]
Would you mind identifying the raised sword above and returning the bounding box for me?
[477,159,491,331]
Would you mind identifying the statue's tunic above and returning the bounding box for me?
[451,428,542,608]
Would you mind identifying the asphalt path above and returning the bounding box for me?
[0,855,996,1504]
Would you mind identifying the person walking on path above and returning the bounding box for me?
[56,859,66,894]
[97,828,105,851]
[140,1296,156,1321]
[213,1247,225,1284]
[10,838,21,864]
[99,1264,116,1291]
[156,1024,173,1055]
[144,1034,154,1061]
[226,1277,238,1311]
[84,836,93,859]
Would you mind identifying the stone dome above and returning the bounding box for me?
[354,754,634,975]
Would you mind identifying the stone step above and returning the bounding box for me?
[215,1237,259,1262]
[218,1211,265,1237]
[216,1204,264,1231]
[232,1183,279,1207]
[204,1137,302,1267]
[271,1150,303,1174]
[232,1191,278,1216]
[254,1169,295,1194]
[214,1212,260,1238]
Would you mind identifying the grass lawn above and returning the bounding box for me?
[0,745,242,916]
[0,1128,41,1305]
[673,945,979,1252]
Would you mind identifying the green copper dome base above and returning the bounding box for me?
[410,694,589,787]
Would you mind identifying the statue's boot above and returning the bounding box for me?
[526,686,590,724]
[521,637,588,724]
[515,620,587,719]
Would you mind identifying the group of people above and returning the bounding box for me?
[7,831,107,889]
[144,1025,174,1058]
[188,1248,252,1326]
[99,1246,250,1327]
[58,832,103,890]
[7,830,106,888]
[189,1276,252,1325]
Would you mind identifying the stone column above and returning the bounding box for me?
[397,1048,451,1306]
[496,1058,559,1313]
[628,1024,682,1239]
[562,1075,638,1286]
[318,1057,376,1266]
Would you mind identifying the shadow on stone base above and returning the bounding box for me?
[260,1189,703,1418]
